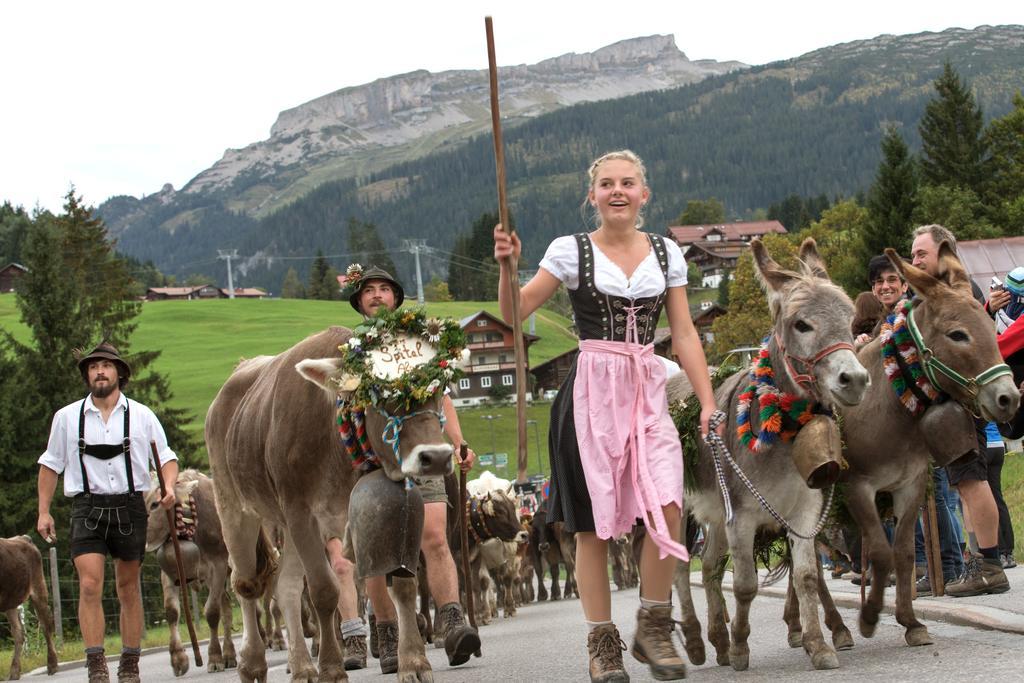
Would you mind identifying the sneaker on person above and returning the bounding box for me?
[1002,553,1017,569]
[946,556,1010,597]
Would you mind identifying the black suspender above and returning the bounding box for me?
[77,398,133,494]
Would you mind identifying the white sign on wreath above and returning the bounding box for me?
[368,333,438,380]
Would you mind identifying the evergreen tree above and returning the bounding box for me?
[919,62,989,193]
[0,192,198,536]
[0,201,32,265]
[862,126,918,263]
[676,198,726,225]
[448,212,503,301]
[347,218,397,275]
[281,266,306,299]
[717,274,730,308]
[307,250,335,300]
[982,92,1024,231]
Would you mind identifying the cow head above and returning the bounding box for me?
[476,489,530,543]
[297,355,456,483]
[144,471,201,552]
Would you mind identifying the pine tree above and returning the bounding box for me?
[307,250,334,300]
[0,201,32,265]
[862,126,918,262]
[448,212,503,301]
[982,92,1024,232]
[281,266,306,299]
[347,218,397,275]
[919,62,989,193]
[0,192,198,536]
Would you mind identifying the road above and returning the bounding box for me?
[30,584,1024,681]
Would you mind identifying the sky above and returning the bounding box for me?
[2,0,1020,213]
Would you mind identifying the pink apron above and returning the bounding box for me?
[572,335,688,562]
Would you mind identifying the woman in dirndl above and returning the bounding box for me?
[493,150,718,682]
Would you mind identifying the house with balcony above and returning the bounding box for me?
[453,310,539,407]
[666,220,787,287]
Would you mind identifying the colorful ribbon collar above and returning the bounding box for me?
[878,300,942,416]
[736,344,818,453]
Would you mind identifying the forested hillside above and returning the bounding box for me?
[100,25,1024,290]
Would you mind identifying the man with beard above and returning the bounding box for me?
[36,342,178,683]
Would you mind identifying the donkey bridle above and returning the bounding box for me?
[773,333,855,400]
[904,303,1012,413]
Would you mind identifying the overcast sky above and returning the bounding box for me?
[2,0,1020,213]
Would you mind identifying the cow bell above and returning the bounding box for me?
[790,414,842,489]
[156,540,201,585]
[348,469,425,581]
[919,401,977,467]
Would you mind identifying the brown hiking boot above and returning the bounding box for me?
[946,556,1010,597]
[632,605,686,680]
[588,624,629,682]
[116,651,140,683]
[87,651,109,683]
[376,620,399,674]
[439,601,481,666]
[343,634,367,670]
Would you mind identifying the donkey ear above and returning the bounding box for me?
[885,248,940,299]
[798,238,829,280]
[750,238,797,293]
[934,239,973,295]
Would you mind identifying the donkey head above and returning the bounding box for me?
[886,242,1019,423]
[751,237,870,408]
[296,356,454,483]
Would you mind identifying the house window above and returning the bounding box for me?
[502,374,513,386]
[481,376,492,388]
[459,378,470,390]
[476,320,488,327]
[476,356,487,365]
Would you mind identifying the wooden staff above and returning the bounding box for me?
[459,443,476,628]
[151,441,203,666]
[485,16,529,483]
[924,493,945,597]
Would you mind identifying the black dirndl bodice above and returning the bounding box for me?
[546,232,671,532]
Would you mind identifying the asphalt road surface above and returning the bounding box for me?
[30,584,1024,682]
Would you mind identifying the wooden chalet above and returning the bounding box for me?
[0,262,27,293]
[666,220,787,287]
[222,287,267,299]
[453,310,539,407]
[530,349,578,397]
[145,284,221,301]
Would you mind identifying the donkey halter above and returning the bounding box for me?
[773,333,854,399]
[904,303,1012,411]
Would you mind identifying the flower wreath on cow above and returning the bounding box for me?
[334,306,468,472]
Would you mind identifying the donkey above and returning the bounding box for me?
[0,536,58,680]
[144,469,236,675]
[784,245,1020,648]
[207,326,456,683]
[670,238,870,671]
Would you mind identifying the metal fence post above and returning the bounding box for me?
[48,546,63,645]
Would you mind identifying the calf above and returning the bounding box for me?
[530,500,578,601]
[0,536,58,680]
[145,469,238,675]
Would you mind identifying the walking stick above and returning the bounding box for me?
[151,441,203,667]
[459,443,477,628]
[924,493,945,597]
[485,16,529,483]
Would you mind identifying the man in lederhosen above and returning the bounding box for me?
[36,342,178,683]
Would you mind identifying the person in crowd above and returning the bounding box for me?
[339,266,481,673]
[37,342,178,683]
[493,149,719,682]
[909,224,1010,596]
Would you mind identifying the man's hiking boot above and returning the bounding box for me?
[87,651,109,683]
[439,601,481,666]
[342,634,367,670]
[587,623,629,682]
[116,650,140,683]
[376,620,399,674]
[632,605,686,681]
[946,556,1010,597]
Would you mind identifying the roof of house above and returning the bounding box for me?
[666,220,787,246]
[223,287,266,297]
[686,242,747,260]
[530,348,578,373]
[1,262,28,273]
[957,237,1024,292]
[146,285,211,296]
[458,310,541,342]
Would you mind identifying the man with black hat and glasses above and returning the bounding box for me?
[334,264,482,673]
[36,342,178,683]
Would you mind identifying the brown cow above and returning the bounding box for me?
[207,327,454,683]
[0,536,58,680]
[144,469,237,675]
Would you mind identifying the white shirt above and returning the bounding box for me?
[38,393,177,496]
[539,233,688,297]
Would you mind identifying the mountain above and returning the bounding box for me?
[99,25,1024,291]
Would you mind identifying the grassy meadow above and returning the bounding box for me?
[0,295,576,464]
